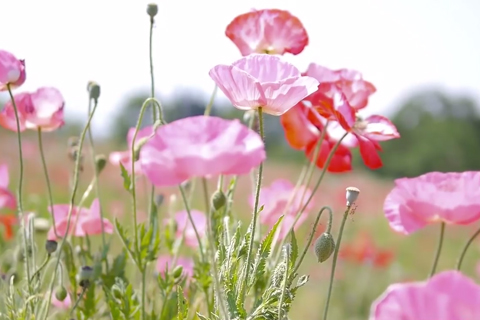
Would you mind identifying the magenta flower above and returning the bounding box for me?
[249,179,314,240]
[209,54,319,116]
[168,209,207,248]
[370,270,480,320]
[140,116,265,187]
[0,164,16,210]
[109,126,153,175]
[384,171,480,235]
[0,87,65,132]
[47,199,114,240]
[0,50,26,91]
[156,255,194,279]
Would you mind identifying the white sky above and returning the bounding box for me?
[1,0,480,136]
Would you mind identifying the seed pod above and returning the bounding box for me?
[55,286,68,301]
[147,3,158,18]
[45,240,58,254]
[314,232,335,263]
[78,266,93,288]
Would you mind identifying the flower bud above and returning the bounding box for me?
[87,81,101,102]
[33,217,50,233]
[314,232,335,263]
[78,266,93,288]
[155,194,165,207]
[133,136,150,161]
[112,286,122,299]
[346,186,360,207]
[55,286,68,301]
[147,3,158,19]
[211,190,226,211]
[45,240,58,254]
[172,265,183,279]
[95,154,107,174]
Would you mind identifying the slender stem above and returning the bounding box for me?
[277,245,290,320]
[86,99,109,271]
[43,98,99,320]
[30,254,51,282]
[456,226,480,270]
[323,207,351,320]
[149,16,157,122]
[178,185,206,262]
[429,222,446,278]
[141,269,147,319]
[6,84,33,304]
[201,177,210,213]
[37,129,59,238]
[204,85,218,116]
[293,206,333,275]
[241,107,265,302]
[69,287,87,316]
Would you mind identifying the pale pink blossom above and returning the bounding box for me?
[0,50,26,91]
[140,116,265,187]
[0,87,64,132]
[209,54,319,116]
[109,126,153,175]
[47,199,113,240]
[225,9,309,56]
[370,270,480,320]
[0,164,16,210]
[249,179,314,240]
[384,171,480,234]
[168,209,207,248]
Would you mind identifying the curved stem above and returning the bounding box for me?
[323,207,350,320]
[30,254,51,282]
[293,206,333,275]
[241,107,265,302]
[69,286,87,317]
[429,222,446,278]
[178,185,206,262]
[37,129,59,238]
[204,85,218,116]
[456,226,480,270]
[6,84,33,304]
[86,99,109,271]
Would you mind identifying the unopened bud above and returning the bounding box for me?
[172,265,183,279]
[87,81,101,102]
[78,266,93,288]
[95,154,107,174]
[155,194,165,207]
[55,286,67,301]
[314,232,335,263]
[45,240,58,254]
[133,136,150,161]
[211,190,226,211]
[346,187,360,207]
[112,286,122,299]
[34,217,50,233]
[147,3,158,19]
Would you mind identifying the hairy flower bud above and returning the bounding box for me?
[211,190,226,211]
[95,154,107,174]
[314,232,335,263]
[45,240,58,254]
[87,81,101,102]
[55,286,67,301]
[172,265,183,279]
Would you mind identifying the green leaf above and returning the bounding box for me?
[196,312,210,320]
[289,230,298,271]
[114,218,137,265]
[176,286,189,320]
[119,162,132,192]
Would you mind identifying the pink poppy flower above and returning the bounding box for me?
[156,255,194,279]
[47,199,114,240]
[140,116,265,187]
[0,50,26,91]
[109,126,153,175]
[370,270,480,320]
[0,164,16,210]
[384,171,480,235]
[304,63,376,111]
[167,209,207,248]
[249,179,314,240]
[51,290,71,309]
[225,9,309,56]
[0,87,65,132]
[209,54,319,116]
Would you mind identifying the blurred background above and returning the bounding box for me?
[1,1,480,319]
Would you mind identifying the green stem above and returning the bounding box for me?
[141,269,147,319]
[37,129,59,238]
[43,97,99,320]
[323,207,351,320]
[69,286,87,317]
[149,15,157,122]
[293,206,333,275]
[456,226,480,270]
[178,185,206,262]
[6,84,33,307]
[429,222,445,278]
[201,177,210,213]
[241,107,265,302]
[204,85,218,116]
[277,244,290,320]
[86,99,109,271]
[30,254,51,282]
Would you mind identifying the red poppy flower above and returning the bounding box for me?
[280,102,352,173]
[339,232,394,268]
[0,214,16,240]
